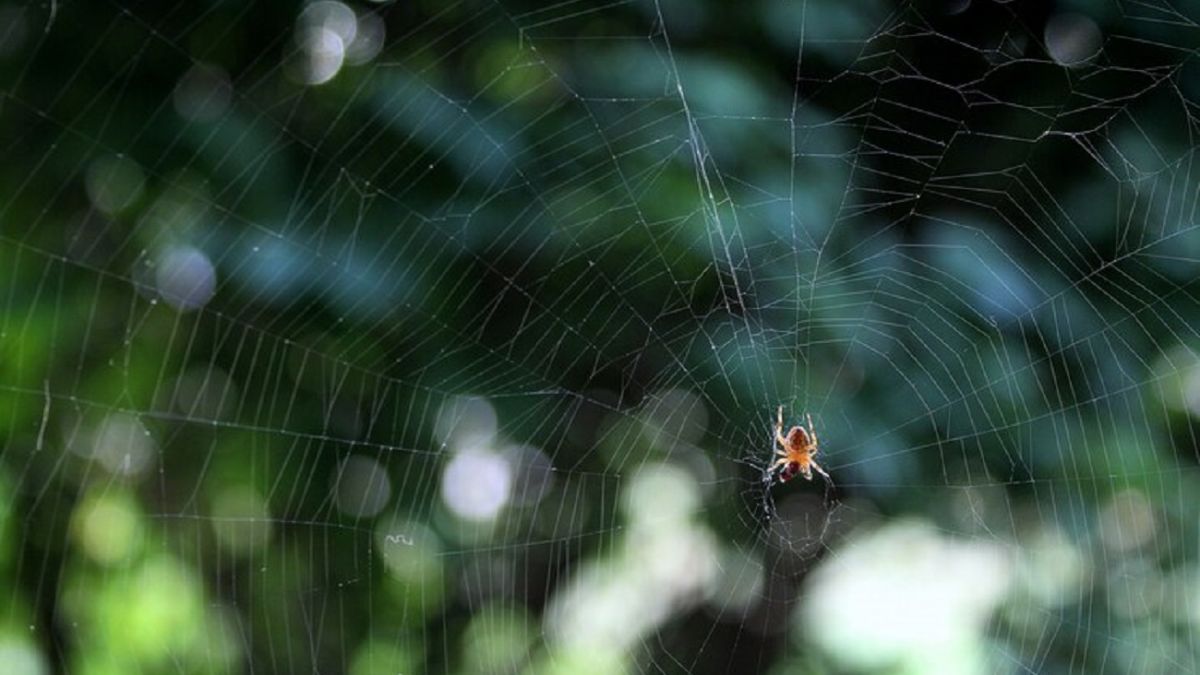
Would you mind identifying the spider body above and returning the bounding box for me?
[771,406,829,483]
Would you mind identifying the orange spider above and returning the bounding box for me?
[771,405,830,483]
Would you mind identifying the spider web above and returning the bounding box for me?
[2,0,1199,673]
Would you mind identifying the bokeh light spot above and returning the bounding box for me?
[292,2,359,84]
[72,491,143,565]
[210,486,273,556]
[86,412,156,477]
[436,396,498,450]
[1099,489,1156,553]
[442,448,512,522]
[0,636,48,675]
[1045,12,1102,67]
[84,155,144,214]
[801,519,1012,675]
[155,245,217,312]
[346,11,385,65]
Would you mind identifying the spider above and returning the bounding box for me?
[771,405,830,483]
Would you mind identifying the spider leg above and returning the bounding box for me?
[774,407,791,449]
[809,458,831,480]
[806,413,819,454]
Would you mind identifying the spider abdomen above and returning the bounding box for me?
[780,461,801,482]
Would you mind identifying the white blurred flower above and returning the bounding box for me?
[545,464,717,655]
[800,519,1012,675]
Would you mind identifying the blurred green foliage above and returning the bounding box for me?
[2,0,1200,673]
